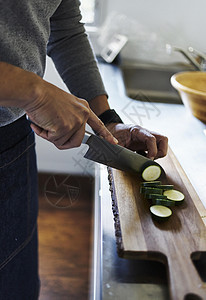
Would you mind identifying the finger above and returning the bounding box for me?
[30,122,64,144]
[48,129,77,148]
[148,130,168,158]
[87,110,118,144]
[31,122,85,149]
[57,125,86,150]
[51,132,74,149]
[145,136,158,160]
[131,127,158,160]
[30,123,50,140]
[30,117,79,145]
[155,136,168,158]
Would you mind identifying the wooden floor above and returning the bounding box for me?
[37,173,94,300]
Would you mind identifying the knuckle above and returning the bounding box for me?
[80,98,89,107]
[130,126,140,139]
[148,135,156,143]
[75,116,83,127]
[83,107,90,118]
[59,121,72,134]
[131,126,140,133]
[79,98,90,112]
[164,136,169,143]
[83,100,90,109]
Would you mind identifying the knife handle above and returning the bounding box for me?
[82,131,91,144]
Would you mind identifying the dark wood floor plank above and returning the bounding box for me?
[38,173,94,300]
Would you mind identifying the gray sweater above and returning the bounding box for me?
[0,0,106,126]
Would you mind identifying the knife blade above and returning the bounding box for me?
[82,131,164,176]
[26,115,164,177]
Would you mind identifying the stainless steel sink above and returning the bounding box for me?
[121,62,194,103]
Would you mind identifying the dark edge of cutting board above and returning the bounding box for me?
[108,169,124,257]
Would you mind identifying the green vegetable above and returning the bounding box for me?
[147,194,168,200]
[142,165,161,181]
[163,189,184,205]
[140,172,185,223]
[140,187,163,195]
[158,185,174,190]
[151,198,175,207]
[141,181,162,187]
[150,205,172,221]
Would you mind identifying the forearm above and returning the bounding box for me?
[0,62,110,118]
[0,62,40,109]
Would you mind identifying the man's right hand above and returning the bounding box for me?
[26,81,118,149]
[0,62,117,149]
[25,81,118,149]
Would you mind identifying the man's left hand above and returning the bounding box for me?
[106,123,168,160]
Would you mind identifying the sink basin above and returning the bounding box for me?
[121,62,194,103]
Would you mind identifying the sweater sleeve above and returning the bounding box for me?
[47,0,107,102]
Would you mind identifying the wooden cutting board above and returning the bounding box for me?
[108,147,206,300]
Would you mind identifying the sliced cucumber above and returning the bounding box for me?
[163,189,184,205]
[158,185,174,190]
[151,198,175,207]
[140,187,163,195]
[150,205,172,221]
[142,165,161,181]
[141,181,161,187]
[147,194,168,200]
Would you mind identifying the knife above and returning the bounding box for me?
[26,116,164,177]
[82,131,164,177]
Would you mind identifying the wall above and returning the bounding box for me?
[104,0,206,52]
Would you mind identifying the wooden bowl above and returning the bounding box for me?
[171,71,206,123]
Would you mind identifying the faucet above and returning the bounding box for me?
[188,46,206,71]
[166,44,206,71]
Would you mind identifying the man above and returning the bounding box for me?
[0,0,168,299]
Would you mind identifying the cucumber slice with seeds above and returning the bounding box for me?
[163,189,184,205]
[142,165,161,181]
[150,205,172,221]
